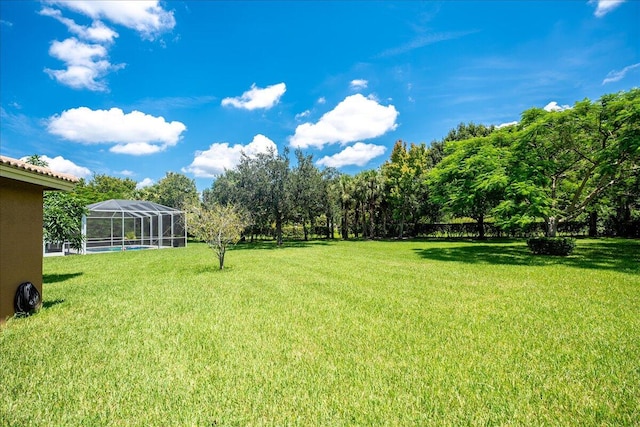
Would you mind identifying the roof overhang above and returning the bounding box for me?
[0,156,79,191]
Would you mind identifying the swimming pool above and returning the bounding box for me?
[85,245,156,254]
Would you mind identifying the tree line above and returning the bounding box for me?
[203,88,639,242]
[34,88,639,246]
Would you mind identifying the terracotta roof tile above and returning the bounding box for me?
[0,155,80,184]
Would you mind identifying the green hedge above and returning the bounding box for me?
[527,237,576,256]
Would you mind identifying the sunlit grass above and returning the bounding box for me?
[1,238,638,425]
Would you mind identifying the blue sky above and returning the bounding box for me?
[1,1,638,191]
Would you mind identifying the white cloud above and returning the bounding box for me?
[47,0,176,40]
[221,83,286,110]
[590,0,626,17]
[183,134,277,178]
[295,110,311,120]
[350,79,368,90]
[290,94,399,149]
[136,178,155,189]
[317,97,326,104]
[496,121,518,129]
[110,142,163,155]
[41,2,174,91]
[30,155,92,178]
[316,143,386,168]
[44,37,124,91]
[543,101,571,112]
[47,37,109,70]
[39,7,118,43]
[47,107,187,155]
[602,63,640,84]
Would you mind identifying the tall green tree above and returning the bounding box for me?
[495,89,640,236]
[291,150,323,240]
[203,170,239,209]
[428,133,510,238]
[351,172,366,238]
[361,169,383,239]
[320,167,341,239]
[443,122,495,143]
[426,140,445,167]
[24,155,86,249]
[236,148,291,245]
[140,172,199,209]
[75,174,137,204]
[382,141,432,237]
[382,141,412,237]
[337,174,354,239]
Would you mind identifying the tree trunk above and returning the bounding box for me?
[325,214,331,239]
[369,203,375,239]
[548,176,558,238]
[615,198,631,236]
[361,203,367,239]
[547,217,558,237]
[341,207,348,239]
[588,211,598,237]
[412,213,421,238]
[276,217,283,246]
[477,215,485,240]
[218,247,225,269]
[310,216,316,240]
[398,210,405,238]
[382,211,388,238]
[354,207,360,239]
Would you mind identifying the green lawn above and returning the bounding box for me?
[1,239,639,426]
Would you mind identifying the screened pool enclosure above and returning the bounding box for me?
[82,200,186,254]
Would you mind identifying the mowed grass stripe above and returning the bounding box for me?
[1,239,638,425]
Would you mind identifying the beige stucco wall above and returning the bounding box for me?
[0,177,44,322]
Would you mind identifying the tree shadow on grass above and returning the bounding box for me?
[233,239,335,251]
[191,264,225,274]
[413,239,640,273]
[43,272,83,284]
[42,299,65,309]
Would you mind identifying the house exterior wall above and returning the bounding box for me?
[0,177,44,322]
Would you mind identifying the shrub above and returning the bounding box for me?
[527,237,576,256]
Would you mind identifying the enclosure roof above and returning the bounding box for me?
[87,199,182,214]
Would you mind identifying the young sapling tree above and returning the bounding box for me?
[187,203,250,269]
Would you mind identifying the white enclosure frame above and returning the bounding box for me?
[82,200,187,254]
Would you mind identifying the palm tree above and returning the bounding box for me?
[24,154,48,167]
[352,173,366,238]
[338,174,353,239]
[363,169,382,239]
[321,168,340,239]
